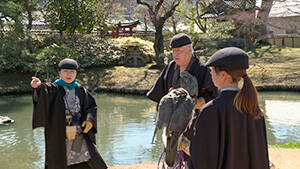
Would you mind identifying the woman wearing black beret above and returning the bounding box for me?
[180,47,270,169]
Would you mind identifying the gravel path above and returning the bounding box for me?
[109,148,300,169]
[269,148,300,169]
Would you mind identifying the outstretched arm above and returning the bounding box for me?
[31,77,41,88]
[31,77,42,101]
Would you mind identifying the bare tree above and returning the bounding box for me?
[137,0,181,65]
[24,0,37,53]
[209,0,274,50]
[114,0,137,15]
[255,0,274,45]
[266,0,300,38]
[170,14,178,34]
[134,5,151,37]
[178,0,210,33]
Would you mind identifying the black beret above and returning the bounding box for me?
[58,58,78,70]
[170,33,192,49]
[206,47,249,70]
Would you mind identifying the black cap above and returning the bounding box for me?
[58,58,78,70]
[206,47,249,70]
[170,33,192,49]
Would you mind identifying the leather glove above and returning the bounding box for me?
[178,136,191,156]
[82,120,93,133]
[194,97,205,110]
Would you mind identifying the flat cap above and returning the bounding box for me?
[58,58,78,70]
[206,47,249,70]
[170,33,192,49]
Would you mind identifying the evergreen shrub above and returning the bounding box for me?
[110,37,155,63]
[0,35,155,74]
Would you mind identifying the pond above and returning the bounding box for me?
[0,91,299,168]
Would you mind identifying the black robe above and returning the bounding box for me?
[147,57,217,104]
[147,57,218,167]
[32,83,107,169]
[191,91,269,169]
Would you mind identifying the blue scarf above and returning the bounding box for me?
[54,79,78,89]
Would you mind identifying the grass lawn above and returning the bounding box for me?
[247,46,300,89]
[1,45,300,95]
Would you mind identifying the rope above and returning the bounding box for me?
[157,147,184,169]
[158,147,166,169]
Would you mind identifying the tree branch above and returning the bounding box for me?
[162,0,180,21]
[155,0,164,14]
[137,0,156,21]
[137,0,153,12]
[178,8,206,32]
[287,8,300,15]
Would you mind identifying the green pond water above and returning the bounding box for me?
[0,91,299,168]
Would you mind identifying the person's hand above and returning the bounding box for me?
[82,120,93,133]
[178,136,191,156]
[31,77,41,88]
[168,87,175,92]
[194,97,205,109]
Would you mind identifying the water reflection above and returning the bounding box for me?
[0,95,44,169]
[0,92,299,168]
[258,91,300,145]
[95,93,159,165]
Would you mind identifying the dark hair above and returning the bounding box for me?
[215,67,263,119]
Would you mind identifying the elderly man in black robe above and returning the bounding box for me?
[31,59,107,169]
[147,33,218,168]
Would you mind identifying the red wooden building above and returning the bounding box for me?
[100,20,140,38]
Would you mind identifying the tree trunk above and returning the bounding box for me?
[244,31,252,51]
[154,26,165,65]
[258,24,270,45]
[60,30,64,37]
[144,17,147,37]
[137,0,180,65]
[257,0,274,45]
[0,21,4,38]
[171,15,177,34]
[27,38,35,53]
[24,0,35,53]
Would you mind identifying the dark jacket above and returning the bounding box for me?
[191,91,269,169]
[32,83,107,169]
[147,57,218,168]
[147,57,218,104]
[147,57,218,139]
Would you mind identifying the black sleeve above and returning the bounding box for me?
[32,83,53,129]
[198,66,218,103]
[146,65,168,103]
[32,86,41,102]
[81,87,98,144]
[190,104,220,169]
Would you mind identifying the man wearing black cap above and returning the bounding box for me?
[147,33,218,168]
[31,58,107,169]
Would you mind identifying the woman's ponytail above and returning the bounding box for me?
[215,67,263,119]
[234,74,263,119]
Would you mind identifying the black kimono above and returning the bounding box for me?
[147,56,218,168]
[191,91,269,169]
[32,83,107,169]
[147,56,218,139]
